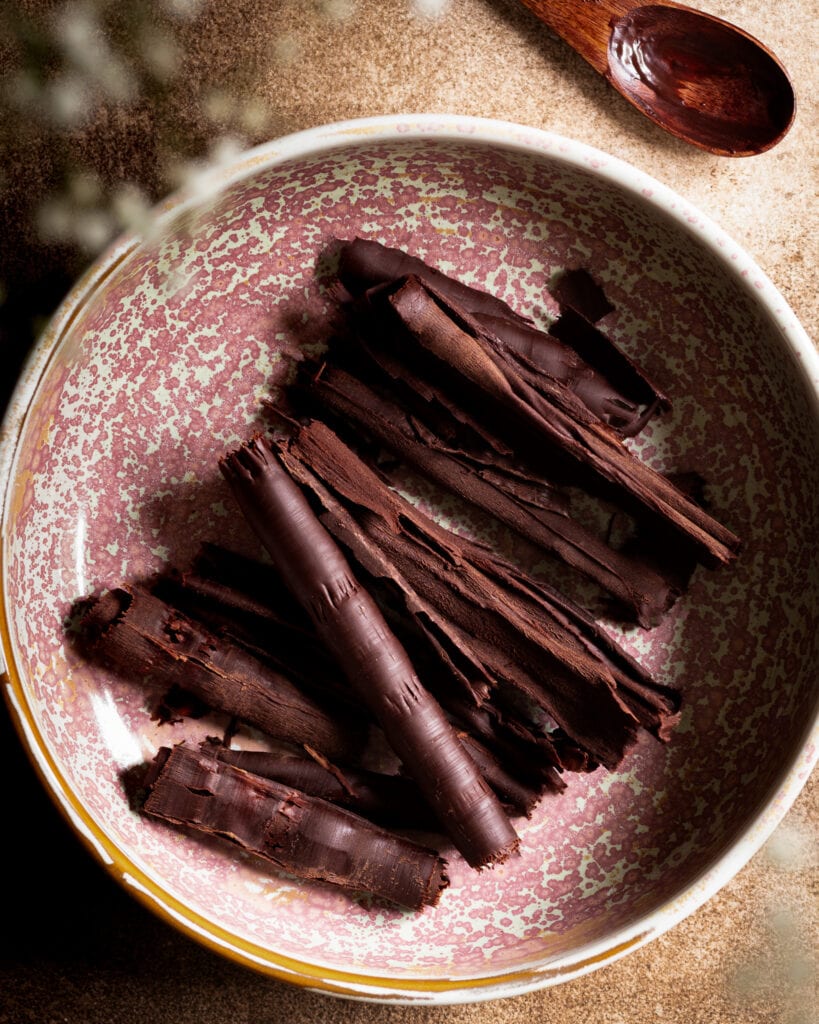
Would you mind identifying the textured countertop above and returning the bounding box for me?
[0,2,816,1021]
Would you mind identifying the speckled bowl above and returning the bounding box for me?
[1,115,817,1004]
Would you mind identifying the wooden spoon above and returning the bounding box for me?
[518,0,795,156]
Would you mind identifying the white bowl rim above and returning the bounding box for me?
[1,112,817,1005]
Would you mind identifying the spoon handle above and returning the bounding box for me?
[518,0,635,75]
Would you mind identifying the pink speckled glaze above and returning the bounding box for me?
[2,116,818,1003]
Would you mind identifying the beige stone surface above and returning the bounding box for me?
[0,1,816,1021]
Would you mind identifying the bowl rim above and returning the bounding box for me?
[1,112,817,1005]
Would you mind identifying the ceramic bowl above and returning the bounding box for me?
[1,115,817,1004]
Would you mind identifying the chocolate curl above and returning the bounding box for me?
[386,276,740,568]
[466,548,681,742]
[77,585,361,764]
[305,361,677,626]
[546,268,670,432]
[468,313,655,436]
[548,267,615,324]
[337,236,525,324]
[204,743,441,831]
[547,308,669,434]
[457,732,558,815]
[268,453,572,779]
[335,237,663,435]
[209,738,543,824]
[153,558,349,704]
[143,743,449,910]
[165,542,563,784]
[219,437,520,869]
[176,541,315,637]
[449,691,581,777]
[242,431,573,783]
[279,420,643,771]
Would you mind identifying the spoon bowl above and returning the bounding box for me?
[520,0,795,155]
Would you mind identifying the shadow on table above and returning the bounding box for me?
[0,707,466,1023]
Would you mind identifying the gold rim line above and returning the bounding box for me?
[0,135,647,999]
[1,651,650,996]
[1,113,817,1002]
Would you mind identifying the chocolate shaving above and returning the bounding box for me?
[142,743,449,910]
[202,741,441,831]
[219,436,520,868]
[77,585,362,763]
[549,267,615,324]
[335,237,662,435]
[337,236,524,324]
[462,546,682,742]
[153,558,349,704]
[457,732,557,815]
[381,275,740,568]
[302,360,677,626]
[548,308,670,432]
[278,419,645,771]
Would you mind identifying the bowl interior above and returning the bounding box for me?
[3,131,818,991]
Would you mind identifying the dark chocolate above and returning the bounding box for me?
[303,360,677,626]
[548,267,615,324]
[457,731,558,815]
[143,743,449,910]
[463,544,682,742]
[163,543,567,793]
[279,419,645,771]
[335,237,662,435]
[76,238,744,906]
[383,276,740,567]
[78,585,362,763]
[153,558,350,705]
[337,236,524,325]
[203,742,441,831]
[219,437,520,869]
[548,308,670,430]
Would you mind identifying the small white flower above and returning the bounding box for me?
[54,2,100,65]
[764,821,816,872]
[272,34,301,66]
[36,197,75,242]
[160,0,205,21]
[239,96,271,134]
[163,138,244,211]
[45,73,92,126]
[72,208,116,252]
[165,157,210,197]
[209,134,245,167]
[53,2,138,104]
[411,0,450,18]
[93,52,139,104]
[318,0,356,21]
[139,29,181,80]
[203,88,237,125]
[68,170,102,206]
[111,183,154,235]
